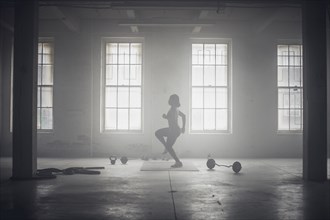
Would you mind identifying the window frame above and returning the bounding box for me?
[101,37,144,134]
[277,43,303,134]
[189,38,232,134]
[37,38,55,132]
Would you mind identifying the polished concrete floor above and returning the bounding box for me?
[0,158,329,220]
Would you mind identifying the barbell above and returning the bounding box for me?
[109,156,128,165]
[207,158,242,173]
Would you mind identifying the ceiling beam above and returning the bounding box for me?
[130,26,139,32]
[199,10,209,19]
[126,9,139,33]
[126,9,136,19]
[51,6,80,32]
[192,10,209,33]
[39,0,303,9]
[255,8,281,34]
[119,23,213,27]
[192,26,202,33]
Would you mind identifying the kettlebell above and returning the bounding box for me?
[120,156,128,165]
[109,156,117,165]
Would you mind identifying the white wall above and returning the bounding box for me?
[30,18,310,159]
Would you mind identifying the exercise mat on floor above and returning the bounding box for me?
[140,160,199,171]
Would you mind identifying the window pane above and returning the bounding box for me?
[290,109,301,130]
[216,44,227,64]
[38,43,42,53]
[37,87,41,107]
[192,44,203,65]
[38,54,42,64]
[118,109,129,129]
[37,108,41,129]
[106,43,118,64]
[277,67,288,87]
[42,54,53,64]
[192,88,203,108]
[277,44,303,131]
[204,109,215,130]
[107,53,117,64]
[130,87,141,108]
[204,88,215,108]
[105,87,117,107]
[106,43,117,54]
[130,109,141,130]
[278,45,288,66]
[130,65,141,86]
[105,109,117,130]
[118,65,130,85]
[38,41,54,131]
[41,108,53,129]
[216,88,227,108]
[289,67,302,87]
[118,87,129,108]
[204,66,215,86]
[38,65,42,85]
[289,45,301,66]
[130,43,142,64]
[204,44,215,65]
[106,65,117,85]
[290,88,301,109]
[41,65,53,85]
[278,109,289,130]
[118,43,130,64]
[191,109,203,130]
[191,43,230,132]
[216,66,227,86]
[278,88,289,109]
[104,41,143,131]
[216,109,227,130]
[192,65,203,86]
[42,43,53,54]
[41,87,53,107]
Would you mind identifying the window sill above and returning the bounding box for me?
[189,130,232,135]
[37,130,54,134]
[101,130,144,135]
[277,131,303,135]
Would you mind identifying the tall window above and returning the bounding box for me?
[38,41,54,130]
[191,42,231,133]
[103,42,142,131]
[277,44,303,131]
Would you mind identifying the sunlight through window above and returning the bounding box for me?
[103,42,143,131]
[277,44,303,132]
[37,41,54,130]
[191,42,230,133]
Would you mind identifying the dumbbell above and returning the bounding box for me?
[207,158,242,173]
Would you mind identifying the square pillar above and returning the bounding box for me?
[12,0,38,179]
[302,0,327,181]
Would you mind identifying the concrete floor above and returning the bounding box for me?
[0,158,329,220]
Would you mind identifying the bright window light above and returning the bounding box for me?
[103,42,143,131]
[37,41,54,130]
[277,44,303,132]
[191,42,230,133]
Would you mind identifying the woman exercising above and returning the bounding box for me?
[155,94,186,168]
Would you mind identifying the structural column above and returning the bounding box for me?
[12,0,38,179]
[302,0,327,181]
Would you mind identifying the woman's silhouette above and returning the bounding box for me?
[155,94,186,168]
